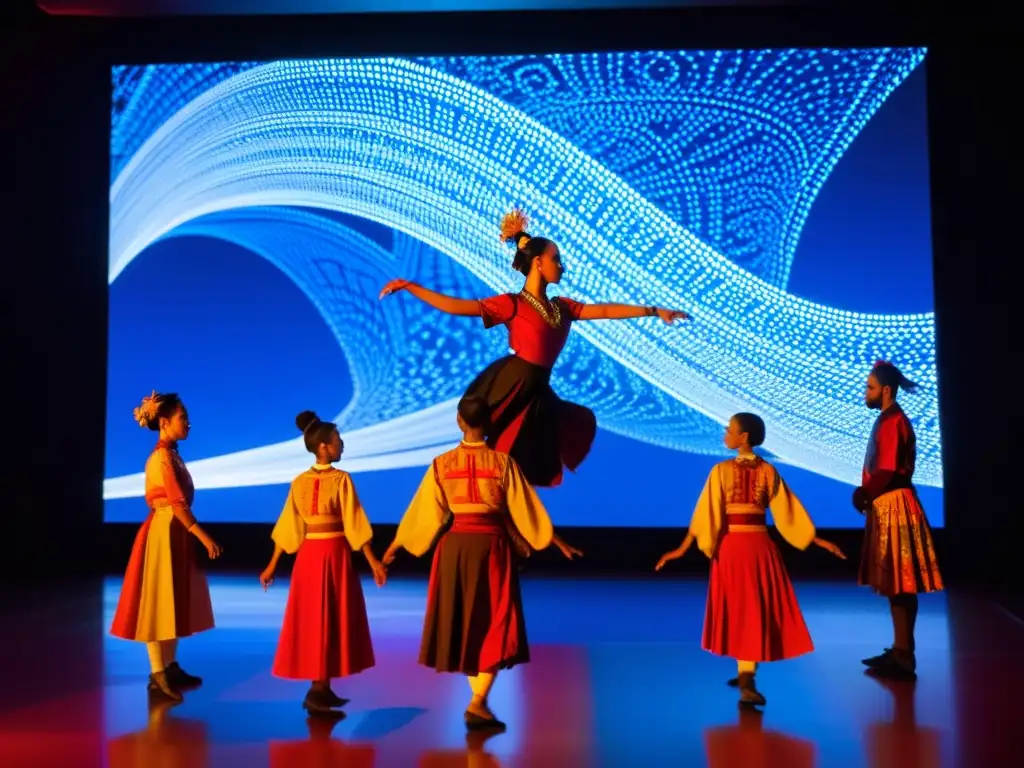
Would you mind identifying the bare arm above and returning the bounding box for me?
[265,543,285,572]
[812,536,847,559]
[551,531,584,559]
[158,451,221,556]
[260,543,285,588]
[361,542,383,567]
[380,279,481,317]
[655,530,695,570]
[172,505,216,553]
[577,303,689,323]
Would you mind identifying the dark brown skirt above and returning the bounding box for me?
[463,355,596,488]
[419,514,529,675]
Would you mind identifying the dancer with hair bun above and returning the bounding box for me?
[260,411,386,714]
[382,396,577,731]
[110,391,221,703]
[380,208,689,555]
[855,361,943,679]
[655,412,846,707]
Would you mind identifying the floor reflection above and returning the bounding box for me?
[704,707,818,768]
[107,698,210,768]
[863,670,942,768]
[1,576,1019,767]
[418,730,505,768]
[268,713,377,767]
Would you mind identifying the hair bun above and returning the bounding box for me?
[499,207,530,245]
[295,410,320,433]
[133,390,161,429]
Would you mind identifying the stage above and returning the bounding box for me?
[1,574,1020,766]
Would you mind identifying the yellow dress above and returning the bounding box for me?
[110,440,214,642]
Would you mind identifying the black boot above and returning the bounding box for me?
[147,670,183,702]
[322,686,350,708]
[870,648,917,679]
[464,698,506,732]
[303,685,337,715]
[464,710,507,731]
[165,661,202,688]
[737,672,766,707]
[862,647,895,668]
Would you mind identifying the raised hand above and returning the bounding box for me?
[379,279,412,299]
[657,308,691,324]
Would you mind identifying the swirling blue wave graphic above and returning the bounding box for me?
[104,49,941,527]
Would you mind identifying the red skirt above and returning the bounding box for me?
[110,506,215,642]
[272,536,375,681]
[702,530,814,662]
[419,514,528,675]
[463,355,596,488]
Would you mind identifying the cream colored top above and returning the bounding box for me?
[393,441,554,556]
[688,456,816,558]
[271,466,373,554]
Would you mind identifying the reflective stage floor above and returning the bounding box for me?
[1,575,1021,766]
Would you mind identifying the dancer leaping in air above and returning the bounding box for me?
[380,209,690,557]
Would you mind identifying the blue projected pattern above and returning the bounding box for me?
[105,49,940,526]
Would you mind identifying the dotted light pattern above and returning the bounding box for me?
[420,49,926,287]
[109,49,925,289]
[104,52,939,500]
[103,206,726,497]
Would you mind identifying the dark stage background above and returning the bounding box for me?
[4,3,1013,611]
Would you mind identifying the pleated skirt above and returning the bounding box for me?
[702,530,814,662]
[272,536,375,681]
[419,514,528,675]
[859,487,943,596]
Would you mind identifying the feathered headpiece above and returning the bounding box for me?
[500,207,531,249]
[133,390,161,428]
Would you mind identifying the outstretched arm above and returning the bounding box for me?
[380,279,481,317]
[655,530,695,570]
[576,303,689,323]
[812,537,847,559]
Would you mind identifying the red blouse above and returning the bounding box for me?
[144,440,195,510]
[856,403,916,506]
[478,293,586,368]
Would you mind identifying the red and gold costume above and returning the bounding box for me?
[855,403,943,595]
[270,465,376,680]
[110,440,214,642]
[689,456,815,662]
[393,441,553,674]
[463,293,596,487]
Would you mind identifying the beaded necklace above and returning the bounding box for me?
[518,290,562,329]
